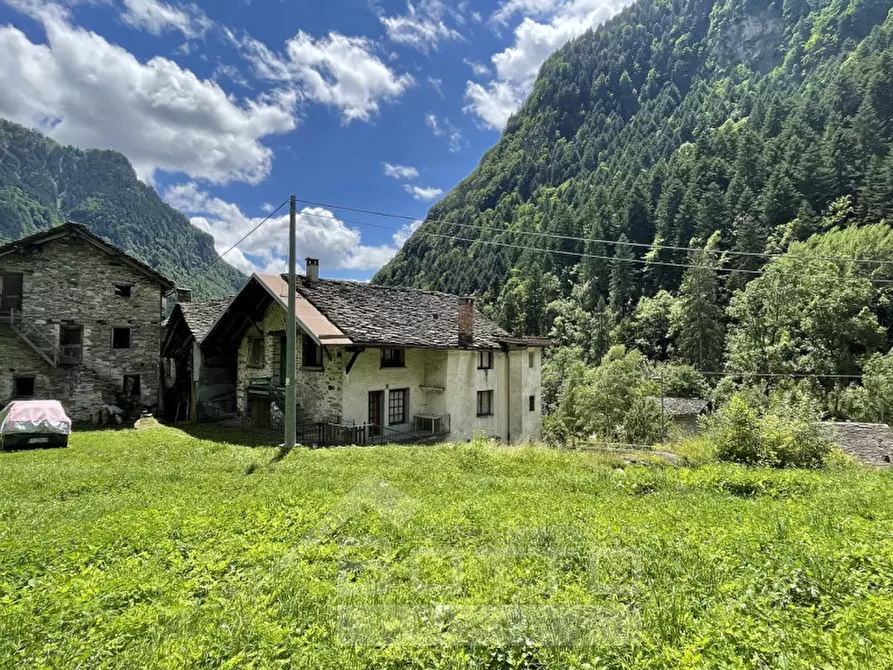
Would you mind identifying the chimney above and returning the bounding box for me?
[176,288,193,303]
[306,257,320,283]
[458,296,474,347]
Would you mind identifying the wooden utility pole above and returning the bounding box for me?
[285,195,297,448]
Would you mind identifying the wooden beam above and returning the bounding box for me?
[345,347,365,375]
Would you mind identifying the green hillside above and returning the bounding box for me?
[376,0,893,335]
[0,119,243,297]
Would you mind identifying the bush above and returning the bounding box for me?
[706,393,833,468]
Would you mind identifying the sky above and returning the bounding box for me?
[0,0,630,280]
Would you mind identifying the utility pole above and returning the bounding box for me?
[285,195,297,448]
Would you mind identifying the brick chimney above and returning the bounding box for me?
[176,288,193,303]
[458,297,474,347]
[305,257,320,283]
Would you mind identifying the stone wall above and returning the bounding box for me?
[0,235,165,421]
[236,301,343,422]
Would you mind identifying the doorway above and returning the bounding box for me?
[368,390,384,435]
[250,396,271,431]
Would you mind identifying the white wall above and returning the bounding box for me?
[341,348,447,427]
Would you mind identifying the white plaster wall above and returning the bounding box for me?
[341,348,447,427]
[519,348,543,442]
[442,350,509,442]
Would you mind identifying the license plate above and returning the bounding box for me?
[28,437,49,444]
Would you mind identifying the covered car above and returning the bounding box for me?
[0,400,72,449]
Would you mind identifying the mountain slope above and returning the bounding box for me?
[376,0,893,334]
[0,119,243,297]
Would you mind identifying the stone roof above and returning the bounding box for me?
[179,299,231,342]
[293,277,514,349]
[822,422,893,466]
[648,397,709,417]
[0,222,175,289]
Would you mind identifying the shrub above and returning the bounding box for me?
[706,393,833,468]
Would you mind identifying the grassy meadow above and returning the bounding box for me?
[1,426,892,668]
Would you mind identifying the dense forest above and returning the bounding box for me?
[377,0,893,423]
[0,119,243,297]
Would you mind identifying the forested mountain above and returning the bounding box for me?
[0,119,243,297]
[376,0,893,344]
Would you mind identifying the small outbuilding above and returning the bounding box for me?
[161,295,233,422]
[821,422,893,466]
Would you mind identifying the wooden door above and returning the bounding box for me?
[368,391,384,435]
[250,397,271,430]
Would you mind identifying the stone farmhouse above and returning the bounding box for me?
[198,260,548,443]
[0,223,174,422]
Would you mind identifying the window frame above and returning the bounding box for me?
[388,388,408,425]
[111,326,132,350]
[14,375,35,398]
[302,333,324,369]
[477,390,494,417]
[529,395,536,412]
[114,284,132,298]
[59,324,84,365]
[380,348,406,369]
[247,337,265,368]
[478,350,494,370]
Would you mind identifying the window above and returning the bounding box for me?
[14,376,35,398]
[528,351,535,368]
[381,348,405,368]
[477,390,493,417]
[114,284,132,298]
[478,350,494,370]
[112,327,132,349]
[529,395,536,412]
[59,325,83,365]
[247,338,265,368]
[388,388,408,425]
[0,273,23,312]
[123,374,141,398]
[302,333,323,368]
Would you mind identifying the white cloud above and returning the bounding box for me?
[425,112,442,135]
[165,183,415,274]
[404,184,443,200]
[380,0,462,52]
[393,219,423,247]
[120,0,211,38]
[427,76,444,97]
[261,202,275,213]
[240,30,414,123]
[425,112,464,152]
[463,80,526,130]
[463,58,491,77]
[383,163,420,180]
[0,8,297,184]
[465,0,631,129]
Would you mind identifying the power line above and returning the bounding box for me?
[172,198,290,294]
[294,196,893,269]
[293,207,893,284]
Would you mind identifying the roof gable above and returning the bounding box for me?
[0,222,175,289]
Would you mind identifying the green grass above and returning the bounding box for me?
[1,427,893,669]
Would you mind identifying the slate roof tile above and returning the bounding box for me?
[293,277,512,349]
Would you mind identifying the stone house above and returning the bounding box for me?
[161,295,233,422]
[201,260,548,443]
[0,223,174,422]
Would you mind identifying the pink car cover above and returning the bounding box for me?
[0,400,72,435]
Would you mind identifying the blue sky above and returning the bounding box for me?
[0,0,628,280]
